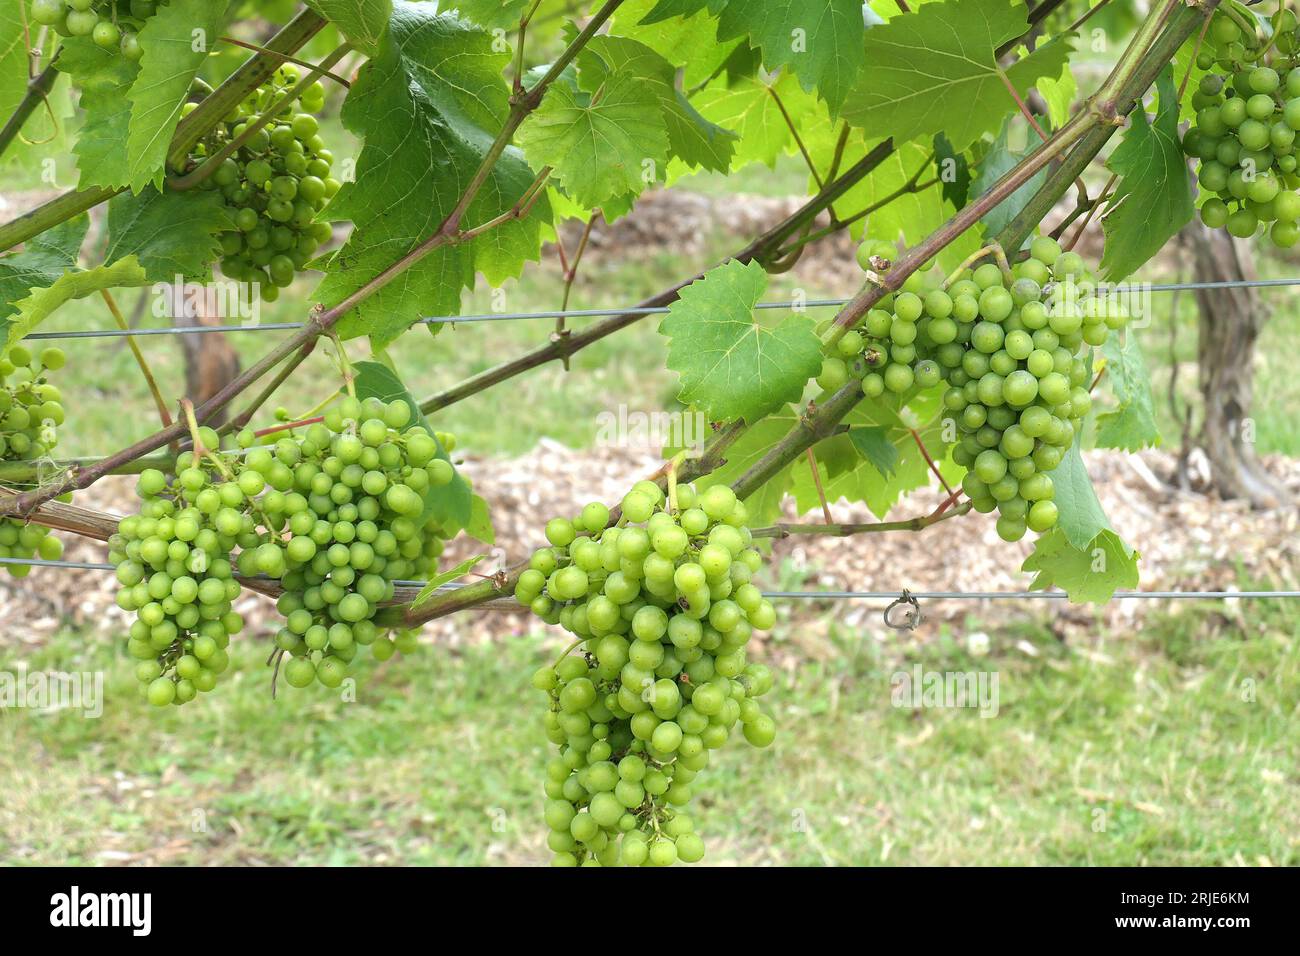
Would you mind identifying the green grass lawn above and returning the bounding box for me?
[3,592,1296,866]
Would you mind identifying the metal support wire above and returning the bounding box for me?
[20,277,1300,342]
[1,557,1296,602]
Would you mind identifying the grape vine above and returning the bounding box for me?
[0,0,1244,865]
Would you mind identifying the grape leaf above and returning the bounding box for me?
[841,1,1074,150]
[104,187,234,281]
[465,493,496,545]
[1037,58,1076,129]
[1100,67,1193,281]
[0,216,89,325]
[615,0,743,89]
[710,0,866,115]
[516,72,670,208]
[692,70,814,170]
[659,259,822,424]
[1050,437,1135,555]
[933,132,971,209]
[793,393,953,519]
[352,360,472,529]
[972,118,1049,247]
[2,257,149,357]
[56,36,138,190]
[305,0,393,55]
[0,0,29,132]
[578,35,737,174]
[125,0,227,193]
[317,2,548,347]
[446,0,532,29]
[847,426,900,478]
[671,406,798,526]
[413,554,487,607]
[1095,334,1161,451]
[1022,528,1140,603]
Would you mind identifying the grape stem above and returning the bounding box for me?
[665,452,687,514]
[749,500,973,539]
[99,289,174,435]
[180,399,234,482]
[217,36,353,88]
[0,51,61,162]
[805,447,834,524]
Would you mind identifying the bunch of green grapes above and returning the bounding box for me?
[1181,9,1300,244]
[518,480,777,867]
[110,442,244,707]
[0,345,68,577]
[30,0,158,59]
[234,397,453,689]
[185,66,338,301]
[827,236,1128,542]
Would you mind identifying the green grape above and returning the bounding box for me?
[524,482,775,865]
[185,69,337,299]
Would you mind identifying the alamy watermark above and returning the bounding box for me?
[0,664,103,718]
[152,275,261,327]
[594,405,709,458]
[891,664,999,718]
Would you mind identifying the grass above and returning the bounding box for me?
[3,592,1296,865]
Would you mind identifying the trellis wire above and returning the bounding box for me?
[0,557,1295,602]
[20,276,1300,342]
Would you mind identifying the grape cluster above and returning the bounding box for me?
[519,480,777,866]
[0,346,68,577]
[31,0,157,59]
[829,236,1128,542]
[238,397,453,689]
[1181,10,1300,244]
[111,398,459,703]
[110,440,243,707]
[186,66,338,301]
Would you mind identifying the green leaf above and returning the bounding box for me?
[578,35,737,174]
[672,406,798,526]
[691,71,809,171]
[793,392,953,519]
[352,360,472,529]
[1100,67,1193,281]
[712,0,866,115]
[847,426,900,478]
[446,0,532,29]
[413,554,487,607]
[1037,58,1076,129]
[305,0,393,55]
[2,257,149,358]
[517,73,669,208]
[0,217,89,326]
[1050,436,1135,555]
[465,493,496,545]
[933,132,971,210]
[1022,528,1140,603]
[0,1,29,133]
[973,118,1049,247]
[841,1,1073,150]
[104,186,234,281]
[616,0,746,91]
[1095,334,1161,451]
[56,36,138,190]
[126,0,227,192]
[659,259,822,423]
[317,2,548,347]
